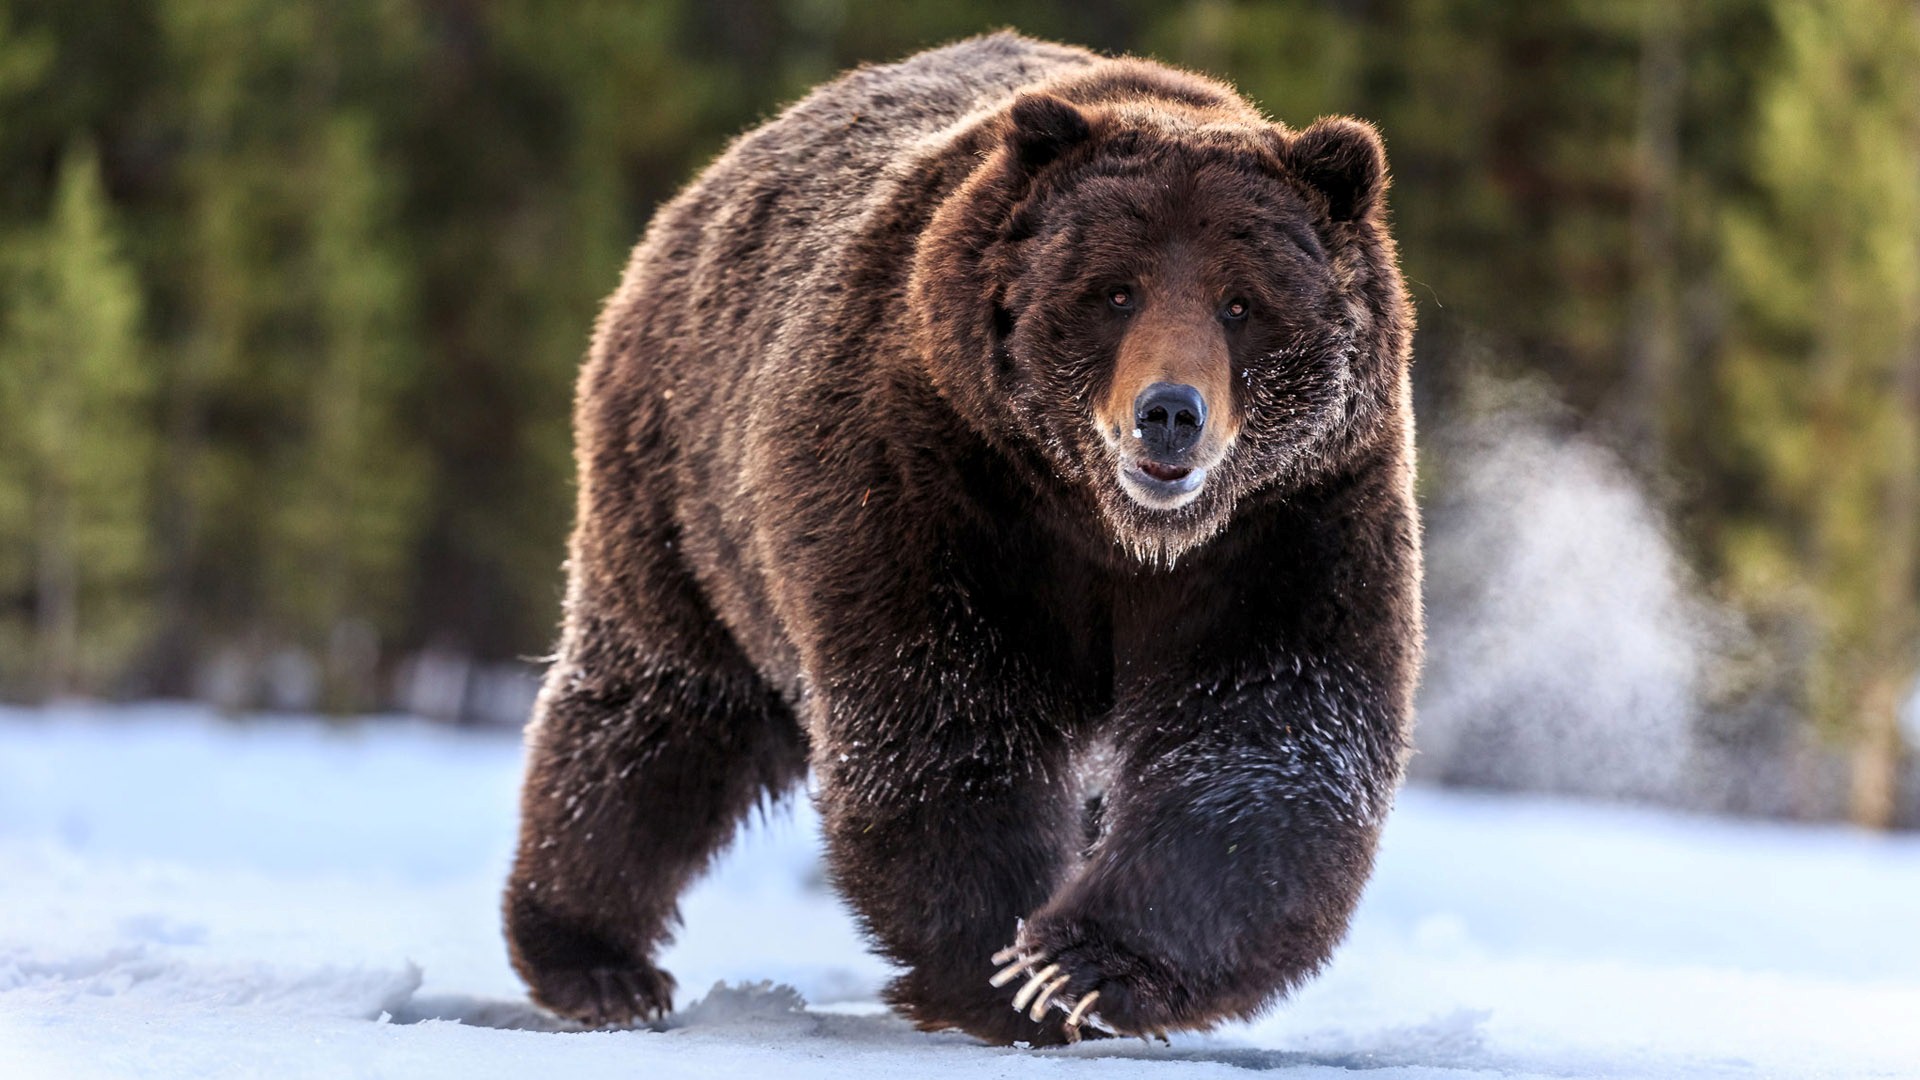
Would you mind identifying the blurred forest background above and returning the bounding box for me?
[1,1,1916,826]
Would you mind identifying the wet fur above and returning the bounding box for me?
[504,32,1421,1046]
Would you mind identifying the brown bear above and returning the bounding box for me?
[503,31,1421,1046]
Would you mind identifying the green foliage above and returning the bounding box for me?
[1712,0,1920,821]
[0,142,151,694]
[267,115,425,651]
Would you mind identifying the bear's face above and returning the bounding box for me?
[915,91,1406,564]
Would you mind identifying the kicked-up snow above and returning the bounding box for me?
[2,704,1917,1079]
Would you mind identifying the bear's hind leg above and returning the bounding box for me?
[503,607,806,1027]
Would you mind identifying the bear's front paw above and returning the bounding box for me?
[988,920,1187,1042]
[527,961,676,1029]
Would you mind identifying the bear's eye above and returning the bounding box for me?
[1107,286,1135,312]
[1223,298,1250,321]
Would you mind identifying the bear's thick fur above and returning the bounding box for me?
[504,32,1420,1045]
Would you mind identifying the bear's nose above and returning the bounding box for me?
[1133,382,1206,459]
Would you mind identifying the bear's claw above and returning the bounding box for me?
[988,952,1035,987]
[1028,974,1072,1020]
[1064,990,1100,1027]
[987,945,1107,1042]
[1011,963,1060,1010]
[532,962,675,1029]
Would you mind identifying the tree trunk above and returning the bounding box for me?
[1625,3,1683,468]
[34,479,76,697]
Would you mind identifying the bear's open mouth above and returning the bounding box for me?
[1117,457,1208,510]
[1137,460,1192,483]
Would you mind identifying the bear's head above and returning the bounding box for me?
[912,66,1411,564]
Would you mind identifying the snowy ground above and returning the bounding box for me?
[3,705,1918,1079]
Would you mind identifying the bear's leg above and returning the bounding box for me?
[818,743,1091,1046]
[989,720,1392,1040]
[503,607,807,1027]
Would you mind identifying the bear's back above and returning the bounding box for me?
[677,32,1094,249]
[591,32,1099,461]
[626,32,1096,328]
[581,34,1098,697]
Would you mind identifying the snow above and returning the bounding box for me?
[4,704,1918,1079]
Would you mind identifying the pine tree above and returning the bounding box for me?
[267,113,426,711]
[1718,0,1920,825]
[0,142,152,696]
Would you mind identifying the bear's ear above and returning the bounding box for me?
[1283,117,1387,224]
[1005,93,1092,170]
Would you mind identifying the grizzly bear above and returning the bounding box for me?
[503,31,1421,1046]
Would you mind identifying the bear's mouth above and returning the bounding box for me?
[1118,457,1207,509]
[1137,460,1191,483]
